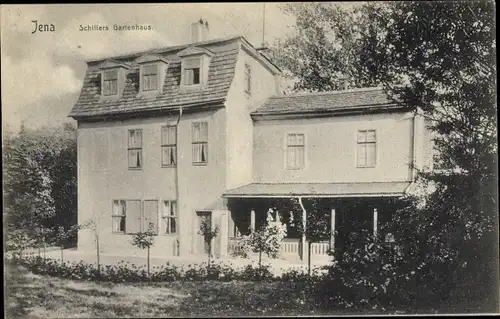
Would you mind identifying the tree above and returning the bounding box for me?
[268,3,382,92]
[198,220,219,264]
[54,225,81,264]
[246,213,287,267]
[3,124,78,247]
[271,1,497,308]
[82,219,102,275]
[131,223,156,275]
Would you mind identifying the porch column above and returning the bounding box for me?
[373,208,378,240]
[301,201,307,261]
[250,209,255,233]
[330,209,336,253]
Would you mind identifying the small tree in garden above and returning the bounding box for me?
[198,220,219,264]
[248,213,287,267]
[82,219,101,274]
[131,223,156,275]
[33,226,52,259]
[54,225,81,264]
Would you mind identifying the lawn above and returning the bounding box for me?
[4,263,327,318]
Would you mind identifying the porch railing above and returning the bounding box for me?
[228,238,331,259]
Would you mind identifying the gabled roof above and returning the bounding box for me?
[98,59,131,70]
[135,53,169,64]
[223,181,412,198]
[252,87,406,119]
[177,46,214,57]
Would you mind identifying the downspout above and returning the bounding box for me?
[174,106,183,256]
[411,111,418,182]
[298,197,308,263]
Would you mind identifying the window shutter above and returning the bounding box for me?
[125,200,142,234]
[143,200,159,234]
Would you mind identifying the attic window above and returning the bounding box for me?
[183,58,201,86]
[103,70,118,96]
[142,64,158,92]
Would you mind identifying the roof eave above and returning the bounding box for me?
[222,192,406,198]
[251,103,411,120]
[68,99,226,121]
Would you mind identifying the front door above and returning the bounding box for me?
[196,211,212,254]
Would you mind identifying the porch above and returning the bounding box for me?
[221,181,412,262]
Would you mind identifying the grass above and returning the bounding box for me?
[4,263,324,318]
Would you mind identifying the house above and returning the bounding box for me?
[69,20,434,261]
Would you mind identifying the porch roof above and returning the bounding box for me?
[223,182,412,198]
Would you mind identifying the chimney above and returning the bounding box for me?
[191,19,209,43]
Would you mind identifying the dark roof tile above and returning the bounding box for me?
[69,39,240,119]
[252,87,402,117]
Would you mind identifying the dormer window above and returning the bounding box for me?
[136,54,168,95]
[99,60,130,99]
[103,70,118,96]
[178,46,213,89]
[184,58,201,86]
[142,64,158,92]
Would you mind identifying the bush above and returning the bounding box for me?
[5,255,305,284]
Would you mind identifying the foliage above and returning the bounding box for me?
[131,223,156,274]
[3,123,78,247]
[268,2,382,92]
[5,230,35,257]
[233,213,287,266]
[197,220,219,264]
[271,1,498,309]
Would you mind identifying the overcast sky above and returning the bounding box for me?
[0,4,358,133]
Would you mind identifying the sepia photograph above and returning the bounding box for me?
[2,2,498,317]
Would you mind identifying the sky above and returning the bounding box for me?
[1,3,299,133]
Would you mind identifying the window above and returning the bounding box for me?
[244,64,251,94]
[286,133,305,170]
[142,64,158,92]
[128,129,142,169]
[192,122,208,164]
[357,130,377,167]
[184,58,201,86]
[112,200,126,233]
[162,200,178,234]
[161,126,177,166]
[103,70,118,96]
[112,199,158,234]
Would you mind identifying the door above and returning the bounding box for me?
[196,211,212,254]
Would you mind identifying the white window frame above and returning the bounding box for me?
[182,57,202,86]
[102,69,118,96]
[140,63,159,93]
[356,129,377,168]
[128,129,143,169]
[284,132,306,170]
[112,200,126,233]
[162,200,178,235]
[161,125,177,167]
[192,122,208,165]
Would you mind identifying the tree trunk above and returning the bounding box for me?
[208,242,211,264]
[147,247,150,276]
[38,246,41,257]
[259,251,262,268]
[96,234,100,275]
[308,241,312,276]
[60,245,64,264]
[43,241,46,260]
